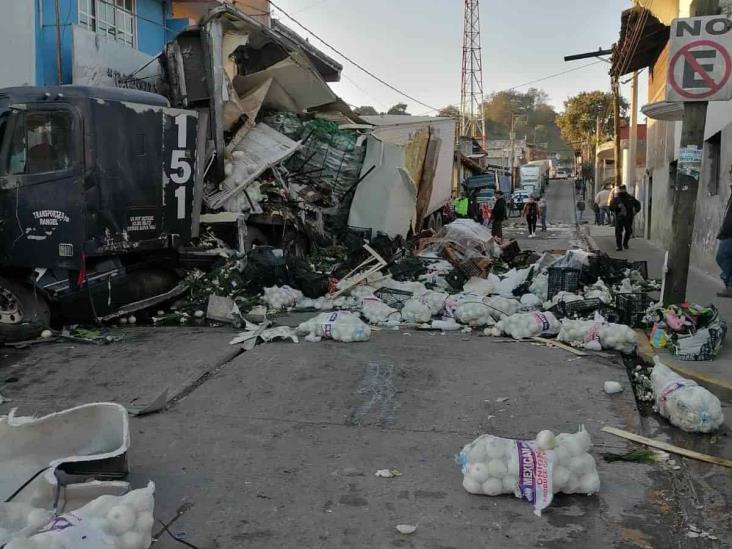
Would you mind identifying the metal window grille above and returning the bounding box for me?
[78,0,135,48]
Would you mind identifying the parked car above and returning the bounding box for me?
[556,169,569,179]
[510,190,531,215]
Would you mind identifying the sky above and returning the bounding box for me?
[268,0,644,115]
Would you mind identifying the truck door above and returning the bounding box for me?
[162,109,198,245]
[0,104,84,270]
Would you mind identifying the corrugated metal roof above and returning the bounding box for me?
[360,115,451,126]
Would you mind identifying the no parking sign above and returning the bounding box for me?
[667,16,732,102]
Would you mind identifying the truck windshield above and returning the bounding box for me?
[0,109,73,179]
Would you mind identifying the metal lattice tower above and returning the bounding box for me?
[460,0,487,147]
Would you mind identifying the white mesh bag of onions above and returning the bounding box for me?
[457,427,599,516]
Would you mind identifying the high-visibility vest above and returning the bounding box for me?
[454,197,469,216]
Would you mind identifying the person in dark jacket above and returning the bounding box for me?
[491,190,508,240]
[609,185,641,251]
[467,189,483,223]
[716,166,732,297]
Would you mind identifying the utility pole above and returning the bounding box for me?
[459,0,487,149]
[663,0,720,305]
[628,70,639,197]
[54,0,63,84]
[612,76,622,189]
[594,116,601,197]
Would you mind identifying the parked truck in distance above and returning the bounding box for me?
[519,161,549,197]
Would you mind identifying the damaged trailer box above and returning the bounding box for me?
[348,116,456,239]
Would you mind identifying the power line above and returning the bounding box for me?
[268,0,441,112]
[507,60,605,91]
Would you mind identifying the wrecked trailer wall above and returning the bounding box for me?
[348,117,456,238]
[87,101,198,254]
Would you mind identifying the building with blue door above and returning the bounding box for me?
[0,1,189,90]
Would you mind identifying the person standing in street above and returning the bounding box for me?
[609,185,641,251]
[538,197,548,231]
[467,189,483,223]
[715,166,732,297]
[595,185,611,225]
[592,200,601,225]
[491,190,508,241]
[575,198,585,225]
[523,196,539,238]
[453,191,469,219]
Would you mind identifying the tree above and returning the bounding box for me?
[555,91,628,148]
[438,105,460,118]
[354,105,378,116]
[387,103,410,115]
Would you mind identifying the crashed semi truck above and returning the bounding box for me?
[0,6,456,341]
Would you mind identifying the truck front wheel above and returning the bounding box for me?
[0,276,51,343]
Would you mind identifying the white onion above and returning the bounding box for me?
[462,477,483,494]
[487,459,508,478]
[536,430,556,450]
[481,478,503,496]
[468,462,491,484]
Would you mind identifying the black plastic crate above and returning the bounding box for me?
[500,240,521,262]
[629,260,649,280]
[547,267,582,300]
[374,287,413,310]
[615,293,653,328]
[550,298,603,319]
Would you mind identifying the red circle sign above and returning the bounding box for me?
[669,39,732,99]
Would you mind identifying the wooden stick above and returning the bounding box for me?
[531,337,588,356]
[601,426,732,469]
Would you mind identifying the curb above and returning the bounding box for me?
[577,225,600,253]
[635,329,732,403]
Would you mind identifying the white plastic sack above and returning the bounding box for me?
[494,312,560,340]
[296,311,371,342]
[455,301,495,327]
[520,293,543,310]
[349,285,377,299]
[401,299,432,324]
[483,296,520,320]
[463,276,499,297]
[4,483,155,549]
[597,323,638,353]
[263,285,303,310]
[550,250,592,270]
[583,279,612,304]
[495,268,531,298]
[557,315,636,353]
[361,298,401,325]
[418,291,449,316]
[457,427,599,516]
[529,272,549,302]
[651,357,723,433]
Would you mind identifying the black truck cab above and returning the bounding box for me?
[0,86,201,338]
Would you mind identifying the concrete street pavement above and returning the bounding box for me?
[0,180,728,547]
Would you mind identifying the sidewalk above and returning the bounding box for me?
[585,224,732,402]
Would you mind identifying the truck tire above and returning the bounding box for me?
[0,277,51,343]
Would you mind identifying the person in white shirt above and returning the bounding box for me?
[594,185,611,225]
